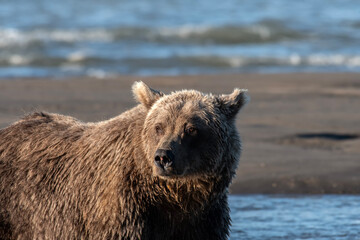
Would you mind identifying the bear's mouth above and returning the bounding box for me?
[155,164,176,177]
[154,162,185,178]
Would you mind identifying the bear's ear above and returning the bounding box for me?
[217,88,249,119]
[132,81,164,109]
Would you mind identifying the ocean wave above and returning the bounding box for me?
[153,22,305,44]
[0,28,114,48]
[0,22,305,48]
[1,54,360,69]
[0,54,113,67]
[183,54,360,68]
[111,21,307,44]
[152,54,360,69]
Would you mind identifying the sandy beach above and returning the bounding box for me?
[0,73,359,194]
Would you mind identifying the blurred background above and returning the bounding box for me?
[1,1,360,239]
[1,0,360,78]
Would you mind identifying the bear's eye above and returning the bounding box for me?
[155,125,164,135]
[185,127,197,136]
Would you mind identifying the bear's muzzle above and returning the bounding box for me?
[154,149,177,176]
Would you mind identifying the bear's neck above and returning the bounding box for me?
[131,148,229,214]
[152,175,227,213]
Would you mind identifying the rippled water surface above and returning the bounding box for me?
[229,195,360,240]
[1,0,360,77]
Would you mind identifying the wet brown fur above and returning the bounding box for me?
[0,82,248,240]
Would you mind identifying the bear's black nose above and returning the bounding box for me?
[154,149,174,169]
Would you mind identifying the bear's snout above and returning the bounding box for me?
[154,149,175,175]
[154,149,174,168]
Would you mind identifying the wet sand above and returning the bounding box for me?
[1,73,359,194]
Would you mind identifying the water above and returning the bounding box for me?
[229,195,360,240]
[1,0,360,78]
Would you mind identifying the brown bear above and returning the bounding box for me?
[0,81,248,240]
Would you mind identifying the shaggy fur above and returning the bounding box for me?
[0,82,248,240]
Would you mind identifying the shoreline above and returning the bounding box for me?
[1,73,359,194]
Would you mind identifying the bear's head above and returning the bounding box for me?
[133,81,248,181]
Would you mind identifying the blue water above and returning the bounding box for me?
[1,0,360,78]
[229,195,360,240]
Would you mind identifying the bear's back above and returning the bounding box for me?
[0,112,86,164]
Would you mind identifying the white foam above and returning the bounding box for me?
[348,56,360,67]
[8,55,30,65]
[200,54,360,69]
[68,51,87,62]
[251,25,271,39]
[158,25,209,38]
[306,54,360,67]
[228,57,245,67]
[290,54,301,65]
[0,28,114,47]
[86,68,114,79]
[45,29,113,42]
[0,29,23,47]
